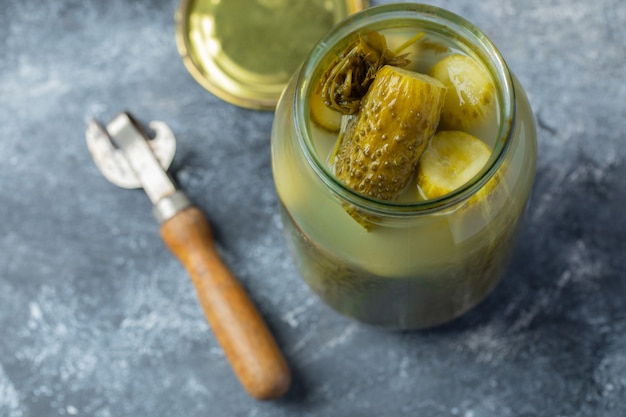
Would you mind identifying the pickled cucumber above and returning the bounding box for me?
[333,65,446,201]
[429,54,495,131]
[416,130,491,199]
[311,85,342,132]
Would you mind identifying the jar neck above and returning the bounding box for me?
[293,3,516,216]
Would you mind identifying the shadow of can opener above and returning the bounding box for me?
[86,112,291,400]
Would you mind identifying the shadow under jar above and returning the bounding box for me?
[271,3,537,330]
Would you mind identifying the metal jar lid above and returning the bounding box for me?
[175,0,367,110]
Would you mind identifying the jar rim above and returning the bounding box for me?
[293,3,516,216]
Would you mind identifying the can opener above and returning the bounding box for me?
[86,112,290,400]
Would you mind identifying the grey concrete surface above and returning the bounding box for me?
[1,0,625,416]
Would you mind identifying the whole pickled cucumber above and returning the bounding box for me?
[333,65,446,201]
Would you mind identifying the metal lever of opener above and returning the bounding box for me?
[86,112,291,400]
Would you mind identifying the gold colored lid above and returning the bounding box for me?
[176,0,368,110]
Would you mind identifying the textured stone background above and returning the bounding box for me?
[1,0,625,416]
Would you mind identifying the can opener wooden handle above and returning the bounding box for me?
[86,112,291,400]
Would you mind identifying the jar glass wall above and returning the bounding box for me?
[271,3,537,329]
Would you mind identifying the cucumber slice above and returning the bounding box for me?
[416,130,491,199]
[429,54,495,131]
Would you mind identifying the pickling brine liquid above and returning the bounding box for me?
[271,4,537,329]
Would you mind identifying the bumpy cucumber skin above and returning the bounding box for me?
[333,65,446,200]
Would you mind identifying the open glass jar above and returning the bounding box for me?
[271,3,537,329]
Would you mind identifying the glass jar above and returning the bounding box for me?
[271,3,537,329]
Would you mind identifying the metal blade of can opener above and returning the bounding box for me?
[86,112,290,400]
